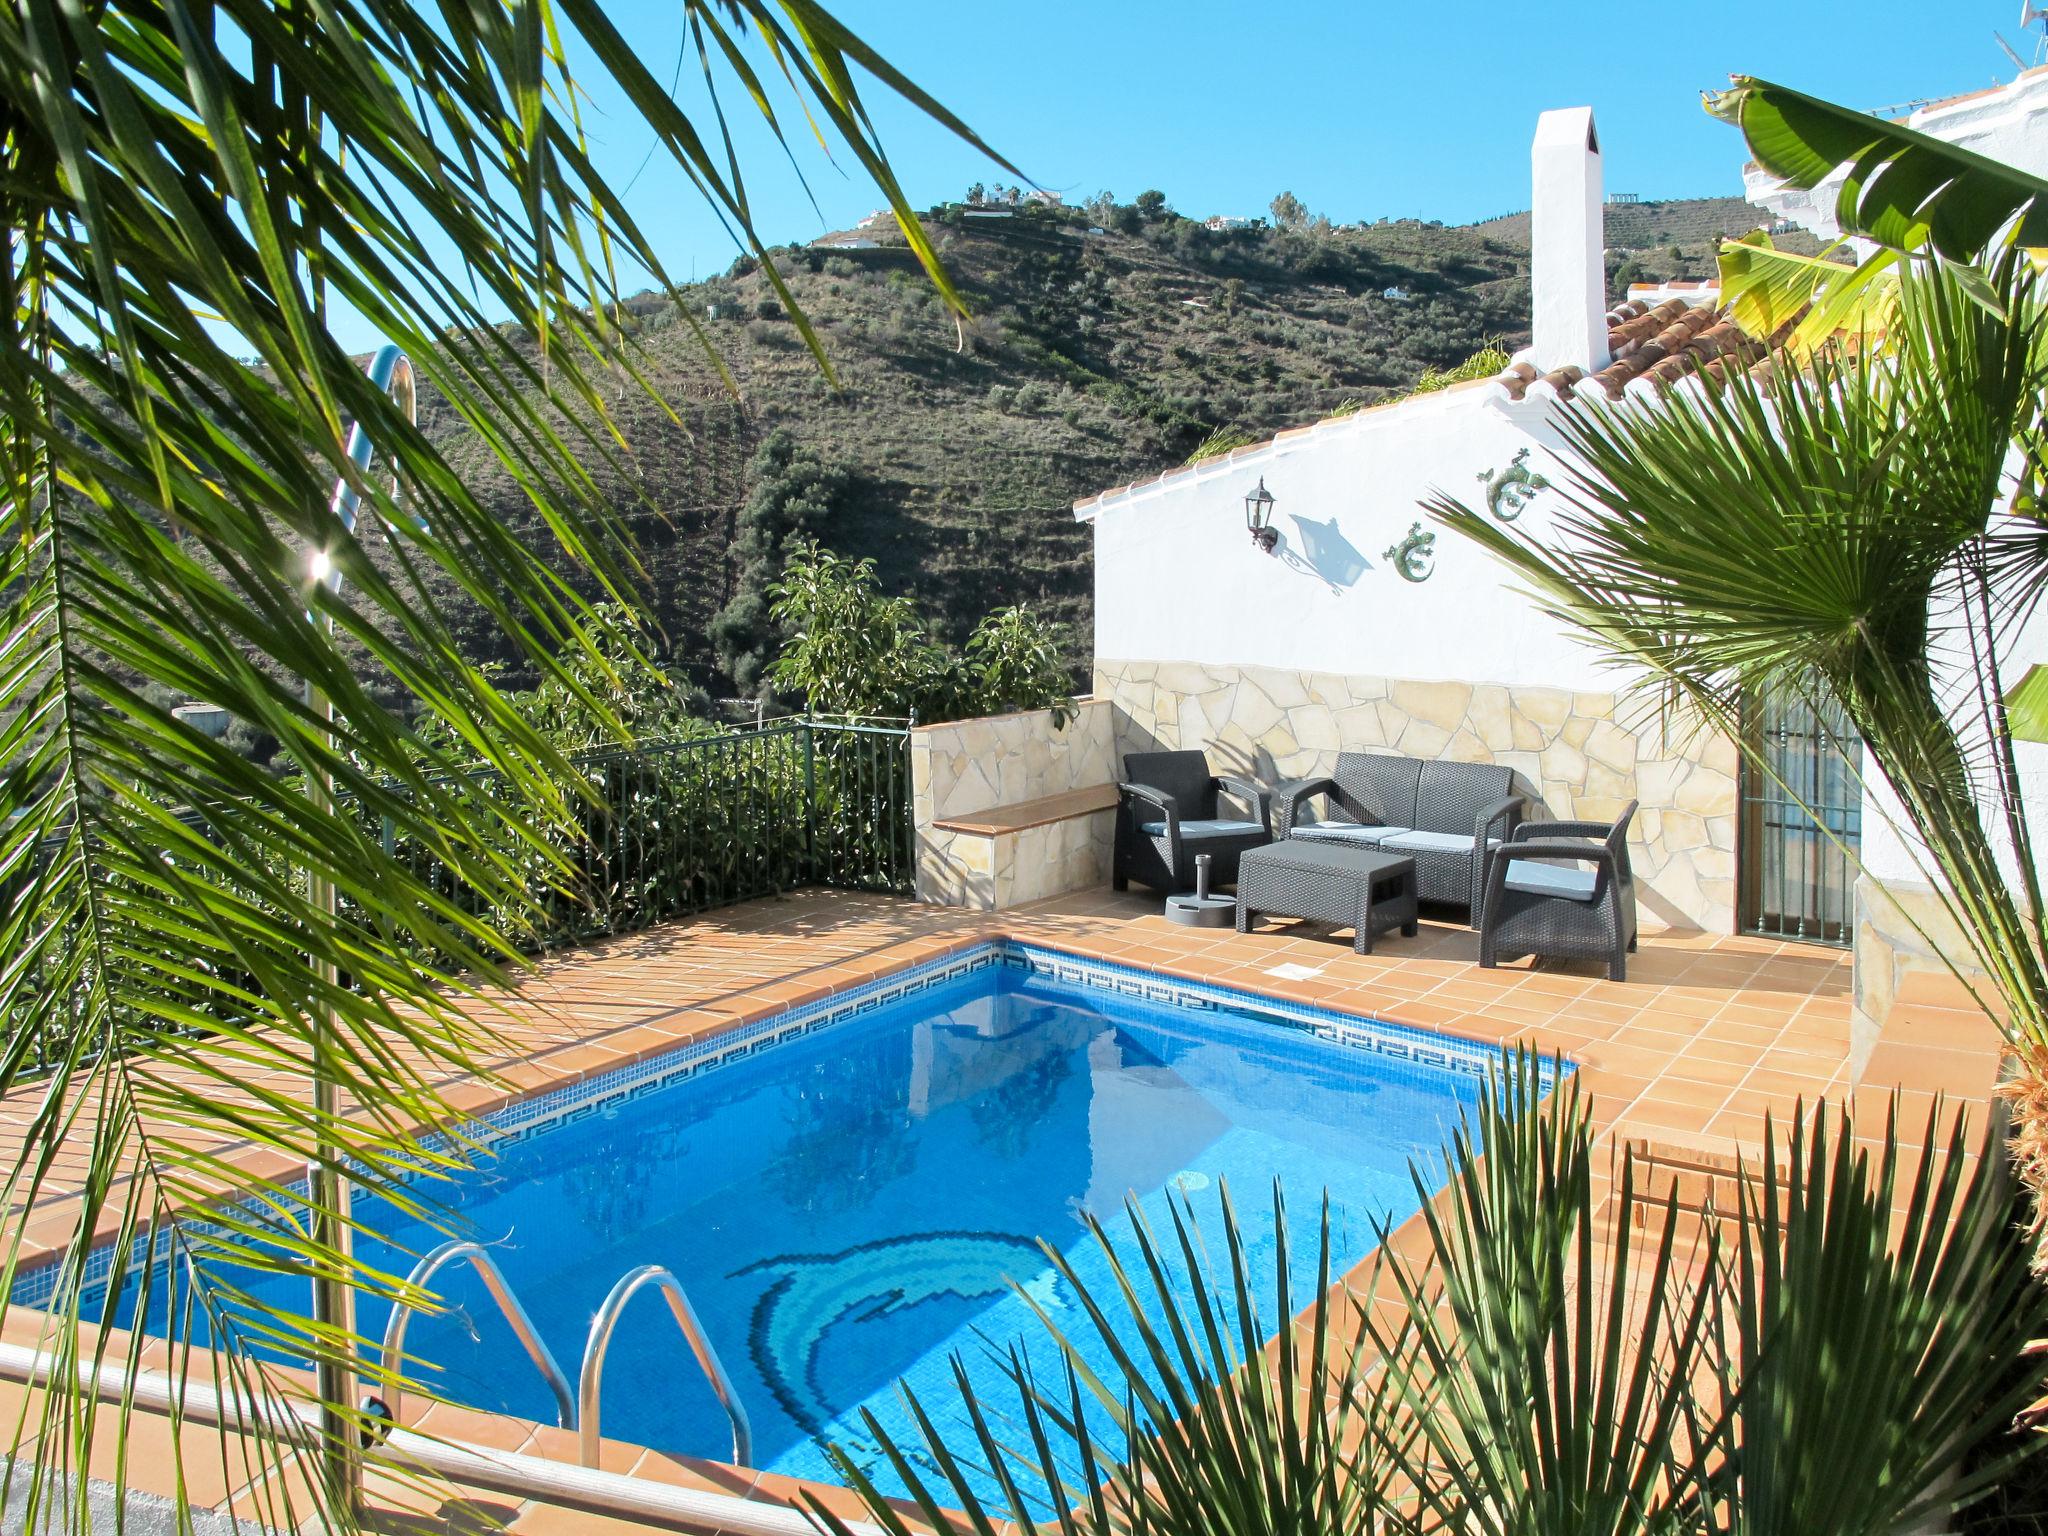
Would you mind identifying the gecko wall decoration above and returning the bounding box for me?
[1476,447,1550,522]
[1382,521,1436,582]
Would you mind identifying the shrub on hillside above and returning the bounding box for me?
[713,433,852,697]
[768,540,1074,725]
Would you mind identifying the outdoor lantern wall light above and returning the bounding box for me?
[1244,477,1278,553]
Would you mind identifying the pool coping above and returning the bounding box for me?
[12,937,1545,1312]
[0,889,1906,1533]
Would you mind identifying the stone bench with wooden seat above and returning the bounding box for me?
[918,783,1119,910]
[910,699,1121,910]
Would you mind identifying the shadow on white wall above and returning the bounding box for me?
[1280,514,1369,591]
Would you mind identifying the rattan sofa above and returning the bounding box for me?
[1479,801,1639,981]
[1276,753,1521,922]
[1113,750,1274,893]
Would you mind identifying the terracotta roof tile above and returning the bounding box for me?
[1588,303,1728,397]
[1494,291,1793,402]
[1495,361,1539,401]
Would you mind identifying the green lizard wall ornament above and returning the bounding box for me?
[1476,447,1550,522]
[1383,521,1436,582]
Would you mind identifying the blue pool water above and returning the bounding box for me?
[83,947,1493,1501]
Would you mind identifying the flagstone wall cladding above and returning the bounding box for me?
[1849,875,1982,1077]
[912,699,1115,825]
[1095,658,1739,931]
[911,700,1117,910]
[916,814,1114,911]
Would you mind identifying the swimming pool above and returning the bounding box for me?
[43,943,1505,1502]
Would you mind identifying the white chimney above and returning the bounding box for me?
[1530,107,1610,374]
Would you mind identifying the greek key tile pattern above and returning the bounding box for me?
[18,940,1539,1310]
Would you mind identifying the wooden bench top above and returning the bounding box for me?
[930,783,1119,837]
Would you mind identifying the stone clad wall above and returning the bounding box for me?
[911,700,1116,910]
[912,699,1114,824]
[1849,875,1985,1075]
[1096,659,1738,931]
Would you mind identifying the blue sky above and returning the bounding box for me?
[331,1,2035,347]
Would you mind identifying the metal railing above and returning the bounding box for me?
[9,718,913,1076]
[579,1264,752,1468]
[380,717,912,948]
[377,1239,577,1430]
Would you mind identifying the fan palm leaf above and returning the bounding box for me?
[1428,260,2048,1185]
[802,1058,2047,1536]
[802,1186,1400,1536]
[1365,1062,2048,1536]
[1706,1100,2048,1536]
[1366,1056,1717,1536]
[0,1,1006,1530]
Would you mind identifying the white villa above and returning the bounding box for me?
[912,98,2048,1071]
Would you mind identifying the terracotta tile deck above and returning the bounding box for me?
[0,888,2009,1532]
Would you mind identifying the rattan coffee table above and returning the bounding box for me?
[1235,843,1418,954]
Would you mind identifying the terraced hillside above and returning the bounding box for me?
[417,195,1755,695]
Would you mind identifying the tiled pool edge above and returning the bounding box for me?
[13,937,1552,1311]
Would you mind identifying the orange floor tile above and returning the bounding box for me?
[0,887,2006,1533]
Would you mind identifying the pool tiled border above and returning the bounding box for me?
[0,888,1996,1536]
[16,938,1530,1312]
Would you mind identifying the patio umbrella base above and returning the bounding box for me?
[1164,893,1236,928]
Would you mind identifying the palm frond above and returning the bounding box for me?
[802,1186,1398,1536]
[1366,1052,1717,1536]
[1710,1098,2048,1536]
[0,1,1001,1528]
[1427,258,2048,1073]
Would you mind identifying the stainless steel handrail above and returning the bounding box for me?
[379,1240,576,1430]
[579,1264,752,1468]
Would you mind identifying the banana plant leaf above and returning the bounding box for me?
[1709,75,2048,260]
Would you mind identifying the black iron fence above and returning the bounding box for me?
[381,718,912,947]
[10,719,913,1075]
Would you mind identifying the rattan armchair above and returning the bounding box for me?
[1113,750,1274,893]
[1478,800,1639,981]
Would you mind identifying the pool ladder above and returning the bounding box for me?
[376,1244,753,1470]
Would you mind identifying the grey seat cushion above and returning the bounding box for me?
[1380,829,1493,857]
[1503,861,1601,901]
[1291,821,1405,847]
[1139,818,1266,838]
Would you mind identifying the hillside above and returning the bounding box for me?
[1467,193,1762,248]
[417,194,1756,698]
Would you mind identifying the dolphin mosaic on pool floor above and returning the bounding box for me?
[736,1229,1053,1443]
